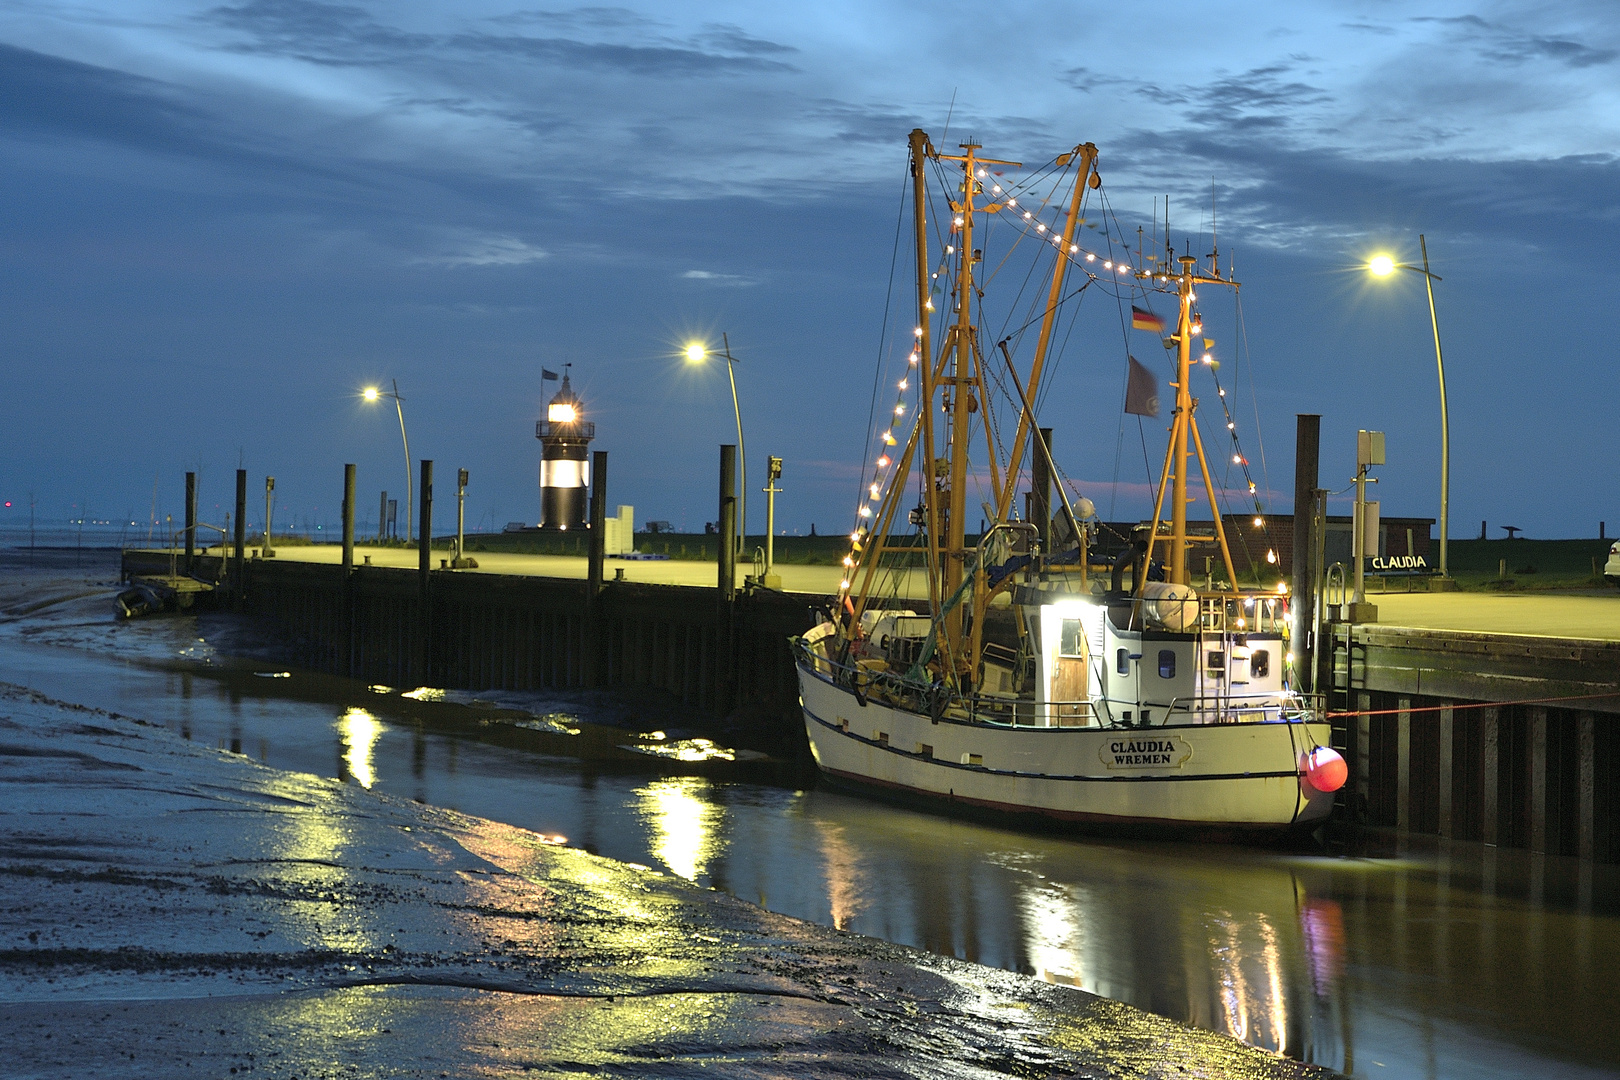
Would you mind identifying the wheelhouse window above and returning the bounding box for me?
[1251,649,1270,678]
[1158,650,1176,679]
[1059,619,1085,658]
[1207,650,1225,671]
[1116,648,1129,675]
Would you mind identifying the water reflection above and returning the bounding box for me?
[338,707,383,789]
[813,820,865,930]
[636,777,725,883]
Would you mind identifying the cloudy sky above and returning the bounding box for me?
[1,0,1615,540]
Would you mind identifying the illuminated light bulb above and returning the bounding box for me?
[859,506,873,518]
[876,455,890,467]
[1036,223,1046,233]
[1201,354,1213,364]
[1278,582,1289,595]
[839,579,851,590]
[1218,388,1227,397]
[1233,454,1242,463]
[883,432,897,445]
[914,327,924,337]
[1266,549,1278,564]
[908,354,919,365]
[1244,597,1255,609]
[1248,482,1257,493]
[992,184,1001,193]
[931,272,938,279]
[894,404,905,415]
[1253,516,1263,527]
[977,168,987,177]
[1192,322,1203,334]
[897,379,907,390]
[1070,244,1079,253]
[842,555,854,567]
[869,485,881,500]
[925,299,935,310]
[1007,197,1017,206]
[1117,265,1128,274]
[1086,253,1095,261]
[1236,617,1247,630]
[1368,255,1395,276]
[849,531,861,541]
[1190,291,1197,301]
[1227,421,1236,430]
[1103,261,1113,269]
[947,245,955,254]
[953,216,964,226]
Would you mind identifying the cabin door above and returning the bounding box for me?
[1053,618,1089,726]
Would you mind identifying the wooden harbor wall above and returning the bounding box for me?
[121,551,1619,864]
[1327,623,1619,864]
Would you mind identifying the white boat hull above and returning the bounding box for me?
[797,661,1335,831]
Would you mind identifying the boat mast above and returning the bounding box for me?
[1156,253,1240,587]
[910,128,945,641]
[993,144,1098,524]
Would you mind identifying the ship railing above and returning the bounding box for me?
[1195,592,1287,634]
[1100,691,1322,727]
[792,638,1103,728]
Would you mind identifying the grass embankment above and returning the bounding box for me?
[1437,538,1615,592]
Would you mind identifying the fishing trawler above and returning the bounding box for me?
[792,130,1346,832]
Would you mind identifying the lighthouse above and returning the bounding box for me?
[535,366,595,530]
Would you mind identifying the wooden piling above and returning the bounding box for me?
[1291,415,1320,692]
[342,464,356,574]
[1578,711,1595,861]
[233,470,247,601]
[419,459,433,683]
[184,471,197,572]
[1530,705,1548,853]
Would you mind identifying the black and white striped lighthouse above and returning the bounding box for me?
[535,366,594,530]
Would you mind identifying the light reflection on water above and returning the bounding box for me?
[339,707,383,789]
[0,585,1615,1080]
[636,777,727,884]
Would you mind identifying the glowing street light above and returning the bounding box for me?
[686,336,747,559]
[362,379,413,543]
[1366,237,1451,585]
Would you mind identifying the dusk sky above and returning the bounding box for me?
[1,1,1616,540]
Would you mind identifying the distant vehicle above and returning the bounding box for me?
[1606,541,1620,586]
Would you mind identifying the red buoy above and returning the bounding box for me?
[1301,746,1348,793]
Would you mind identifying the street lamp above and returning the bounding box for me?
[1367,236,1451,585]
[363,380,413,543]
[685,336,747,560]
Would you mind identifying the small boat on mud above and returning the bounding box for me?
[792,129,1346,834]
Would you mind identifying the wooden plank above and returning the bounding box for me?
[1438,703,1454,839]
[1483,706,1499,846]
[1397,697,1412,833]
[1579,711,1595,862]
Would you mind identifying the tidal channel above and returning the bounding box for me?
[3,548,1616,1080]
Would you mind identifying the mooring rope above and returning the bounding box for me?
[1325,690,1618,718]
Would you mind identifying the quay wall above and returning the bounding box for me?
[124,552,1619,864]
[1330,623,1620,864]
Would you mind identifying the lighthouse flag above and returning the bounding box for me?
[542,368,560,381]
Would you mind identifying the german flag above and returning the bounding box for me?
[1131,306,1165,333]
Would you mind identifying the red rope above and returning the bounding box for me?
[1326,690,1618,719]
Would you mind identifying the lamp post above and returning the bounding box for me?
[1368,237,1450,584]
[363,380,412,543]
[685,336,747,561]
